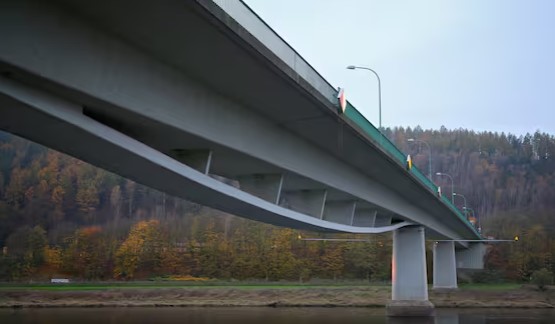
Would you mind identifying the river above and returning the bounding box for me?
[0,307,553,323]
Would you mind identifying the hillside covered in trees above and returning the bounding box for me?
[0,127,554,282]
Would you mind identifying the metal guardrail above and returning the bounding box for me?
[212,0,480,237]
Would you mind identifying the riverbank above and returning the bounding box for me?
[0,283,553,308]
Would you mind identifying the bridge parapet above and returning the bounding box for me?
[343,102,480,237]
[210,0,337,104]
[207,0,478,238]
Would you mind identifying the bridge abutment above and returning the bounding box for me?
[433,241,458,289]
[456,243,487,269]
[387,225,435,317]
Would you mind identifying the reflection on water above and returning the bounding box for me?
[0,307,554,324]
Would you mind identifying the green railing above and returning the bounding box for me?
[343,102,481,237]
[344,103,405,164]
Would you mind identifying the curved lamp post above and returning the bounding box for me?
[453,192,467,214]
[436,172,454,203]
[408,138,432,179]
[346,65,382,130]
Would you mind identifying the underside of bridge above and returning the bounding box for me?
[0,0,484,316]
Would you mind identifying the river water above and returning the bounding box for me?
[0,307,553,324]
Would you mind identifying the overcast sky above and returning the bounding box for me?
[243,0,555,136]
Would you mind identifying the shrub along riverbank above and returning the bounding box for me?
[0,283,553,308]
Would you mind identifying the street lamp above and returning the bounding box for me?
[408,138,432,179]
[346,65,382,129]
[463,207,481,232]
[435,172,454,203]
[453,192,467,213]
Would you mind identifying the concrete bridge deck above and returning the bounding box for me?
[0,0,485,314]
[0,0,480,241]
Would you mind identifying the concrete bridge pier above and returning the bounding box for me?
[433,241,458,289]
[387,225,435,317]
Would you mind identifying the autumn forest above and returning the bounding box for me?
[0,127,554,283]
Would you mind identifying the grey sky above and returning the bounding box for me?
[243,0,555,136]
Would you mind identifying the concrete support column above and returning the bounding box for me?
[433,241,458,289]
[388,225,434,317]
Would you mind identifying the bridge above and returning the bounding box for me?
[0,0,483,316]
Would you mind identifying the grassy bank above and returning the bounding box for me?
[0,282,553,308]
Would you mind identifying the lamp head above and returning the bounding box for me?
[407,138,415,142]
[346,65,356,70]
[435,172,442,176]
